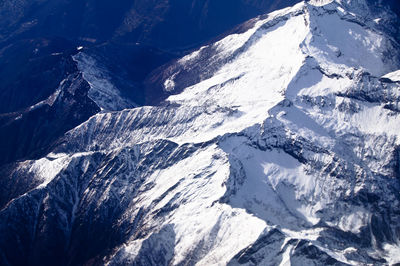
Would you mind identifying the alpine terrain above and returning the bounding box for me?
[1,0,400,265]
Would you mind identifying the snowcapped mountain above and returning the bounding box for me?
[0,0,296,166]
[1,0,400,265]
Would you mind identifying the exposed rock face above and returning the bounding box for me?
[1,0,400,265]
[0,54,100,166]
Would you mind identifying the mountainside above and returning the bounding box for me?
[0,0,297,50]
[1,0,400,265]
[0,0,297,166]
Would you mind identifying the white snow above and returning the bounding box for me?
[338,209,370,234]
[97,2,400,262]
[111,144,268,265]
[304,8,395,76]
[73,52,137,111]
[383,243,400,265]
[9,1,400,265]
[165,11,309,144]
[308,0,334,6]
[28,86,62,111]
[29,156,71,188]
[279,243,293,266]
[220,138,323,228]
[163,73,177,91]
[178,46,207,64]
[383,69,400,82]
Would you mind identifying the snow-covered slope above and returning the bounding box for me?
[1,1,400,265]
[73,52,137,111]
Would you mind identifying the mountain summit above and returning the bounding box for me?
[1,0,400,265]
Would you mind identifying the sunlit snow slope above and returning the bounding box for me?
[1,1,400,265]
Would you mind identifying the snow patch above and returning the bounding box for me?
[383,69,400,82]
[383,243,400,265]
[73,52,136,111]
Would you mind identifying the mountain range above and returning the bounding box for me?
[1,0,400,265]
